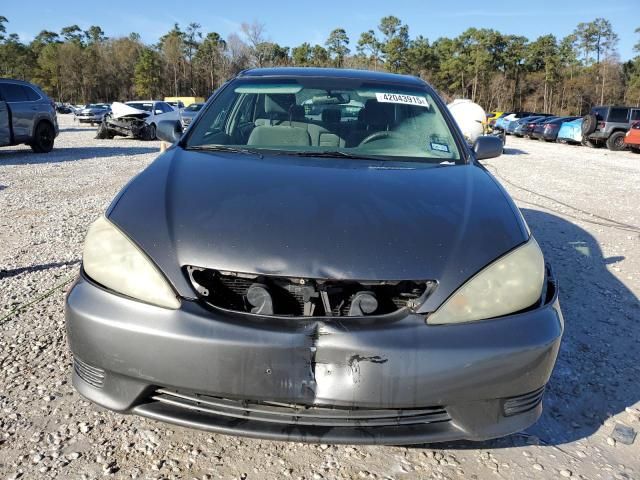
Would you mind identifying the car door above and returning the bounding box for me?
[0,99,11,146]
[0,82,32,141]
[160,102,177,120]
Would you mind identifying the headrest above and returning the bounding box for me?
[289,104,305,121]
[265,94,296,115]
[363,99,394,127]
[322,108,341,124]
[247,125,311,147]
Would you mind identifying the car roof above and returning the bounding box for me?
[238,67,427,87]
[0,78,33,85]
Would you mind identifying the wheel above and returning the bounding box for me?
[606,131,626,151]
[95,122,114,139]
[30,121,55,153]
[146,123,157,141]
[581,114,597,135]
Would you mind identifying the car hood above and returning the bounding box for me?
[112,102,149,119]
[108,149,528,311]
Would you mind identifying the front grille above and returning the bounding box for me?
[186,267,433,318]
[151,388,451,427]
[503,386,545,416]
[73,357,105,388]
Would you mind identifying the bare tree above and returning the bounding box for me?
[241,21,267,67]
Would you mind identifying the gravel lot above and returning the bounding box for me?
[1,117,639,480]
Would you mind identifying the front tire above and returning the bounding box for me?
[30,122,55,153]
[145,123,157,141]
[606,131,626,151]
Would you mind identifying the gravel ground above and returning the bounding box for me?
[1,118,639,480]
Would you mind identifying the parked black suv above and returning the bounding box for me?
[582,105,640,151]
[0,78,59,153]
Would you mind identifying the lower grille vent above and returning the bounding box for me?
[73,357,105,388]
[503,386,545,416]
[151,388,451,428]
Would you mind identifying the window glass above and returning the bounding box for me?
[592,107,607,121]
[630,110,640,121]
[185,103,203,112]
[24,86,41,101]
[186,78,461,163]
[126,102,153,112]
[0,83,29,102]
[608,108,629,123]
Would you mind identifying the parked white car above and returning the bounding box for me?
[125,100,179,125]
[96,101,180,140]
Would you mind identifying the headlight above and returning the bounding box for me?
[83,216,180,309]
[427,238,545,325]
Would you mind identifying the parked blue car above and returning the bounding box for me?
[557,118,583,144]
[494,114,514,131]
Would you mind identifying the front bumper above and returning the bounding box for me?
[65,271,563,445]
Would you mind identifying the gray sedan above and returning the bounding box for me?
[180,102,204,128]
[75,103,111,125]
[65,68,563,445]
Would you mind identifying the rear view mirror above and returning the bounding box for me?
[157,120,183,144]
[473,135,503,160]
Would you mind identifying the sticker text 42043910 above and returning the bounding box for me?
[375,93,429,108]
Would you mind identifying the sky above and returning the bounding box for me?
[2,0,638,60]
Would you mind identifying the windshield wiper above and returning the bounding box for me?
[280,150,375,160]
[186,145,264,158]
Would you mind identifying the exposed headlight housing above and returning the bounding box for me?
[427,238,545,325]
[83,216,180,309]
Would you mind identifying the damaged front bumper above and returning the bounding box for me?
[65,271,563,445]
[96,115,152,140]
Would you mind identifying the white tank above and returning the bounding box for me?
[447,99,486,144]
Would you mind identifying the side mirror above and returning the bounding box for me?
[155,109,163,115]
[157,119,183,143]
[473,135,503,160]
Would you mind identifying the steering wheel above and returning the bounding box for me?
[358,130,400,146]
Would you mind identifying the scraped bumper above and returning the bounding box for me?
[65,271,563,444]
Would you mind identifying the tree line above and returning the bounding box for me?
[1,14,640,114]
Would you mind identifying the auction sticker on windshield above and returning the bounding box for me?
[375,93,429,107]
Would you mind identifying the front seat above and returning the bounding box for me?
[347,99,394,146]
[319,108,343,147]
[256,94,297,126]
[248,95,311,147]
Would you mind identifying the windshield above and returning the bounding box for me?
[126,102,153,112]
[186,78,461,162]
[185,103,204,112]
[87,104,108,109]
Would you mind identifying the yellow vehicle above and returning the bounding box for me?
[485,111,504,125]
[483,111,505,135]
[164,97,205,109]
